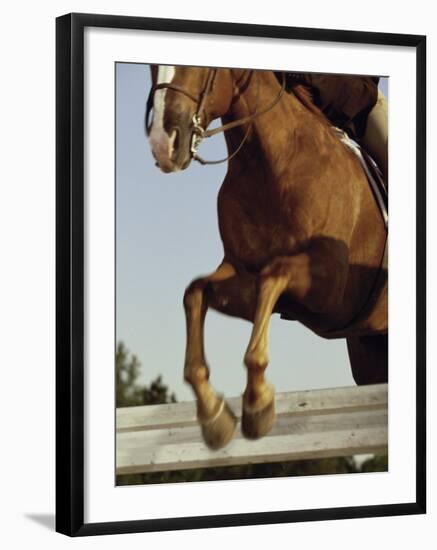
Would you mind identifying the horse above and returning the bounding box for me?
[146,64,388,450]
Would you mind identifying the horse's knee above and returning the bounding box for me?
[184,363,209,386]
[244,349,269,372]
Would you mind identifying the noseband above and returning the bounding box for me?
[146,68,286,165]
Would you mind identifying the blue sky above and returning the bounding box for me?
[116,63,388,401]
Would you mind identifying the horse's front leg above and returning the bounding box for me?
[183,261,240,449]
[241,258,293,439]
[242,247,348,439]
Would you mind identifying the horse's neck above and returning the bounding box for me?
[223,71,309,173]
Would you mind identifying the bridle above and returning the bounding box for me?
[146,68,286,165]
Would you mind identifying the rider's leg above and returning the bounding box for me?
[361,89,388,184]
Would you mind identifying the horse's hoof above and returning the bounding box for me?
[198,398,237,450]
[241,393,275,440]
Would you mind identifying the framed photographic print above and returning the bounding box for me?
[56,12,426,536]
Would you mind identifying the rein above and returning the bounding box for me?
[146,69,286,165]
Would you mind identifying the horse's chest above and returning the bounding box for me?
[218,193,296,270]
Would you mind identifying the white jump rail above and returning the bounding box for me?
[116,383,388,475]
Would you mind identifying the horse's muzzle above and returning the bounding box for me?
[149,125,192,173]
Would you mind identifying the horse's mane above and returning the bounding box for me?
[273,72,331,128]
[291,84,331,127]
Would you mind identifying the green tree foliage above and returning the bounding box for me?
[116,341,387,486]
[116,342,176,407]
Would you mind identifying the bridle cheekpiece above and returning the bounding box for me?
[146,68,286,166]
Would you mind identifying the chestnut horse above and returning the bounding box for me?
[146,65,388,449]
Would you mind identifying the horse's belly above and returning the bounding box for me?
[357,281,388,334]
[309,280,388,339]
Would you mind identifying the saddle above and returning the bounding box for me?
[334,128,388,230]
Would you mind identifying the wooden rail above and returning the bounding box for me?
[116,384,388,475]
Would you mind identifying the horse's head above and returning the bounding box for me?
[146,65,234,172]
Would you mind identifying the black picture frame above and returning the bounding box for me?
[56,12,426,537]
